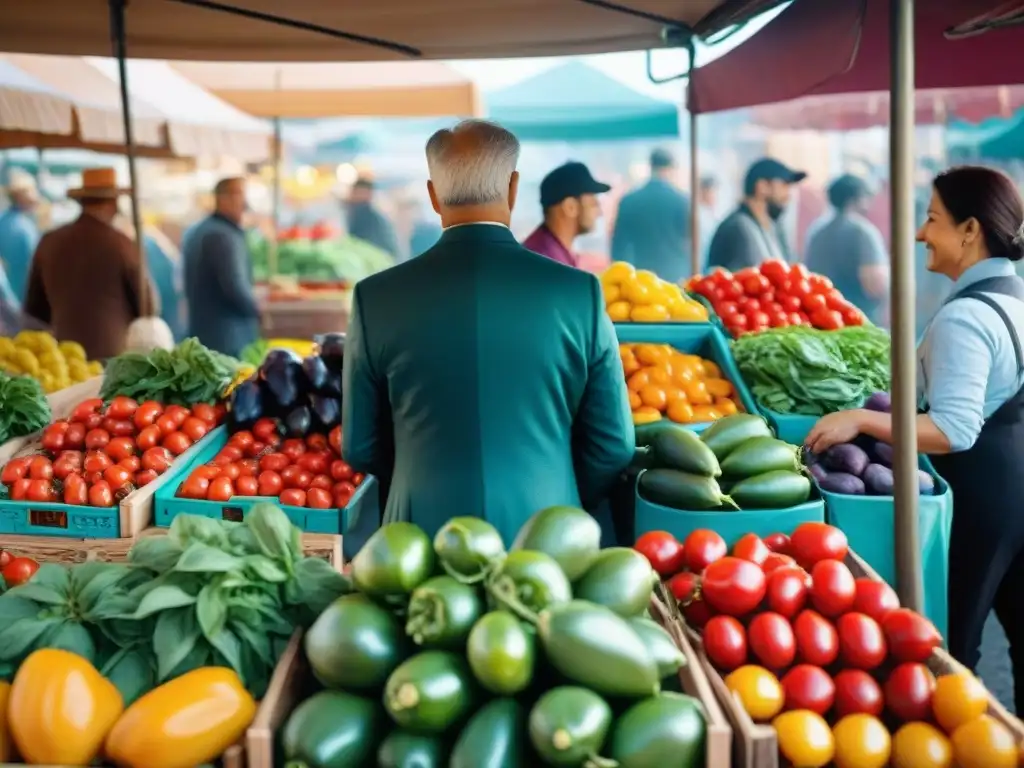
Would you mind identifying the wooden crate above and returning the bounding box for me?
[247,631,309,768]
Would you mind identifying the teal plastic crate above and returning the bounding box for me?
[153,430,377,534]
[819,456,952,638]
[0,426,225,539]
[613,323,758,434]
[763,410,818,446]
[633,470,825,548]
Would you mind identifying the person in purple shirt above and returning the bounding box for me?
[522,161,610,268]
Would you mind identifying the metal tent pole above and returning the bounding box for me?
[689,106,700,276]
[889,0,923,611]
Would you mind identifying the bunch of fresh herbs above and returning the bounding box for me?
[101,338,243,405]
[0,371,51,444]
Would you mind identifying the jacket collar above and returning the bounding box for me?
[438,221,517,246]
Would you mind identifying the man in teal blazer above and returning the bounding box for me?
[342,119,635,546]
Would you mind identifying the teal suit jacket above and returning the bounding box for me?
[342,223,635,545]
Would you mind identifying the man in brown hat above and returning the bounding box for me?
[24,167,155,360]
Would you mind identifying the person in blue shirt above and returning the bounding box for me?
[805,166,1024,712]
[0,172,41,303]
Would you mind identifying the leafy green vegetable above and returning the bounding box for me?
[240,339,270,367]
[731,325,891,416]
[100,337,243,405]
[0,371,51,444]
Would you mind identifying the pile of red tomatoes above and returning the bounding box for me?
[634,524,1019,768]
[688,261,865,337]
[176,418,364,510]
[0,396,223,507]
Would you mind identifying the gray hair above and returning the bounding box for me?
[425,120,520,206]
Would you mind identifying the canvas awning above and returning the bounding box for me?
[2,0,781,61]
[0,59,75,140]
[171,61,481,119]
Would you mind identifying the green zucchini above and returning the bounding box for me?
[537,600,660,698]
[466,611,535,695]
[489,550,572,613]
[282,690,384,768]
[651,427,721,477]
[699,413,773,460]
[528,686,613,767]
[638,469,735,511]
[405,575,484,649]
[376,731,446,768]
[608,692,707,768]
[635,420,676,448]
[729,469,812,509]
[384,651,477,734]
[449,698,528,768]
[719,436,802,479]
[627,617,686,679]
[351,522,435,599]
[433,516,506,579]
[511,505,601,581]
[304,594,409,692]
[573,548,657,618]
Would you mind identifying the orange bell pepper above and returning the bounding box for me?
[0,680,13,763]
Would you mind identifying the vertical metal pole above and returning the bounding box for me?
[890,0,923,611]
[271,114,282,277]
[689,107,700,277]
[109,0,148,317]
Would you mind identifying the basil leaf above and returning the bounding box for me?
[129,536,185,574]
[248,503,297,564]
[227,524,261,556]
[103,646,156,706]
[169,514,228,550]
[231,619,274,668]
[6,581,67,607]
[133,583,199,620]
[175,542,241,574]
[0,617,60,661]
[154,606,201,681]
[197,584,227,640]
[243,555,289,583]
[208,628,245,679]
[289,557,353,618]
[73,564,132,617]
[40,620,96,664]
[13,563,70,601]
[0,594,42,625]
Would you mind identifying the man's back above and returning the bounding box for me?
[805,212,887,323]
[612,180,691,283]
[348,203,400,259]
[343,224,634,543]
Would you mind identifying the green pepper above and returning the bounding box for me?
[406,576,484,649]
[608,692,706,768]
[351,522,435,599]
[487,550,571,615]
[450,698,528,768]
[434,517,506,581]
[384,651,477,734]
[573,548,658,618]
[376,730,446,768]
[511,506,601,581]
[627,617,686,680]
[528,686,615,767]
[282,690,384,768]
[466,611,535,695]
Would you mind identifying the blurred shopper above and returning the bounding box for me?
[343,119,634,549]
[400,197,443,260]
[345,178,400,259]
[697,175,720,270]
[707,158,806,271]
[611,148,692,283]
[805,174,889,324]
[116,213,187,342]
[182,177,260,358]
[0,171,41,302]
[522,161,610,268]
[24,168,154,360]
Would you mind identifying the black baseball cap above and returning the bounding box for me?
[540,162,611,208]
[828,174,873,208]
[744,157,808,191]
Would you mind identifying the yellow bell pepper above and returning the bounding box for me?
[9,648,124,766]
[0,680,13,763]
[105,667,257,768]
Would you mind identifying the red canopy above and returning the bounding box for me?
[689,0,1024,114]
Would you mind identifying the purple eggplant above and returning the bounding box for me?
[227,378,263,431]
[864,392,892,412]
[302,355,329,392]
[863,463,895,495]
[819,472,866,495]
[284,404,312,438]
[822,443,870,477]
[309,395,341,431]
[918,470,936,496]
[259,349,302,410]
[808,463,828,483]
[317,333,346,372]
[873,442,894,467]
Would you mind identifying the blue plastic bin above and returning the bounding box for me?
[153,430,377,534]
[763,410,818,446]
[633,470,825,547]
[820,456,953,638]
[613,323,758,434]
[0,426,225,539]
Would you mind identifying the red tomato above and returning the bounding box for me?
[191,465,221,481]
[230,430,255,449]
[305,433,329,452]
[802,293,828,314]
[141,447,174,474]
[163,431,193,456]
[88,480,115,507]
[280,439,307,462]
[760,259,789,285]
[282,466,313,490]
[136,425,162,451]
[330,460,354,482]
[103,464,133,489]
[834,669,884,717]
[53,453,82,480]
[2,556,39,586]
[235,475,259,496]
[811,308,844,330]
[102,418,135,438]
[793,610,839,667]
[253,417,282,443]
[668,571,698,603]
[333,485,355,510]
[703,615,747,671]
[767,567,809,619]
[768,311,790,329]
[119,456,142,474]
[747,612,796,670]
[156,414,180,436]
[885,663,936,722]
[781,665,834,715]
[28,456,53,480]
[810,559,856,617]
[635,531,686,577]
[238,459,259,477]
[737,296,762,313]
[762,532,790,554]
[41,422,68,453]
[309,474,333,491]
[762,553,796,574]
[208,476,235,502]
[836,612,887,670]
[701,557,766,617]
[179,473,210,500]
[219,445,244,463]
[718,280,743,301]
[83,451,113,474]
[881,608,942,663]
[778,294,802,313]
[218,463,242,481]
[257,471,284,496]
[63,473,88,505]
[809,274,834,292]
[307,487,333,509]
[732,534,770,566]
[190,403,218,426]
[27,478,57,502]
[852,578,900,623]
[245,440,268,458]
[83,413,104,431]
[841,306,864,326]
[9,478,30,500]
[105,396,138,420]
[328,426,342,455]
[297,452,330,475]
[63,422,86,449]
[133,401,164,430]
[726,313,750,336]
[134,469,159,487]
[106,437,136,462]
[352,473,365,487]
[789,312,806,326]
[260,452,290,473]
[280,488,307,507]
[1,456,30,485]
[683,529,727,573]
[181,417,210,442]
[789,522,848,567]
[0,550,9,568]
[85,429,111,451]
[748,310,770,329]
[70,398,105,424]
[740,272,770,295]
[163,405,189,427]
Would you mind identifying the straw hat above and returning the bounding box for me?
[67,167,131,200]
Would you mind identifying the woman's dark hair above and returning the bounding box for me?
[933,166,1024,262]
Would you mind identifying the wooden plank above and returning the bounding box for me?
[246,631,307,768]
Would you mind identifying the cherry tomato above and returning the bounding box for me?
[281,466,312,490]
[84,428,111,451]
[837,612,887,670]
[136,425,162,451]
[238,459,259,476]
[83,450,113,474]
[852,578,900,624]
[762,553,796,574]
[192,465,222,481]
[809,274,834,292]
[53,453,83,480]
[41,422,68,453]
[235,475,259,496]
[790,522,849,567]
[841,306,864,326]
[217,463,242,481]
[280,439,307,462]
[778,294,802,313]
[119,456,142,474]
[329,426,342,455]
[683,529,728,572]
[70,398,104,423]
[181,417,210,442]
[245,440,268,458]
[0,550,9,568]
[9,478,30,500]
[793,609,839,667]
[102,418,136,438]
[731,533,770,566]
[211,403,227,424]
[833,669,884,717]
[103,464,133,490]
[163,431,193,456]
[351,472,365,487]
[208,476,235,502]
[885,662,936,723]
[333,485,355,509]
[63,473,88,505]
[297,452,330,475]
[63,422,87,449]
[882,608,942,663]
[88,480,115,507]
[701,557,766,617]
[766,567,809,619]
[1,456,30,485]
[190,403,218,426]
[253,417,282,442]
[737,296,762,313]
[2,556,39,586]
[218,445,244,463]
[305,433,329,452]
[27,478,57,502]
[307,487,333,509]
[141,447,174,474]
[309,474,333,491]
[257,471,283,496]
[133,400,164,430]
[157,413,183,436]
[28,456,53,480]
[134,469,159,487]
[230,430,255,450]
[703,615,747,671]
[106,437,136,462]
[330,460,354,482]
[104,396,137,420]
[811,308,844,331]
[747,612,796,670]
[634,531,686,577]
[810,559,856,617]
[803,293,828,314]
[279,488,307,507]
[163,405,190,427]
[83,413,104,431]
[260,452,290,473]
[179,473,210,500]
[741,272,771,295]
[760,259,789,285]
[781,665,835,715]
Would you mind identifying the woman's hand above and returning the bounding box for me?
[805,409,866,455]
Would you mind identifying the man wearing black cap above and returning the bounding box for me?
[523,161,610,268]
[707,157,806,272]
[611,148,692,283]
